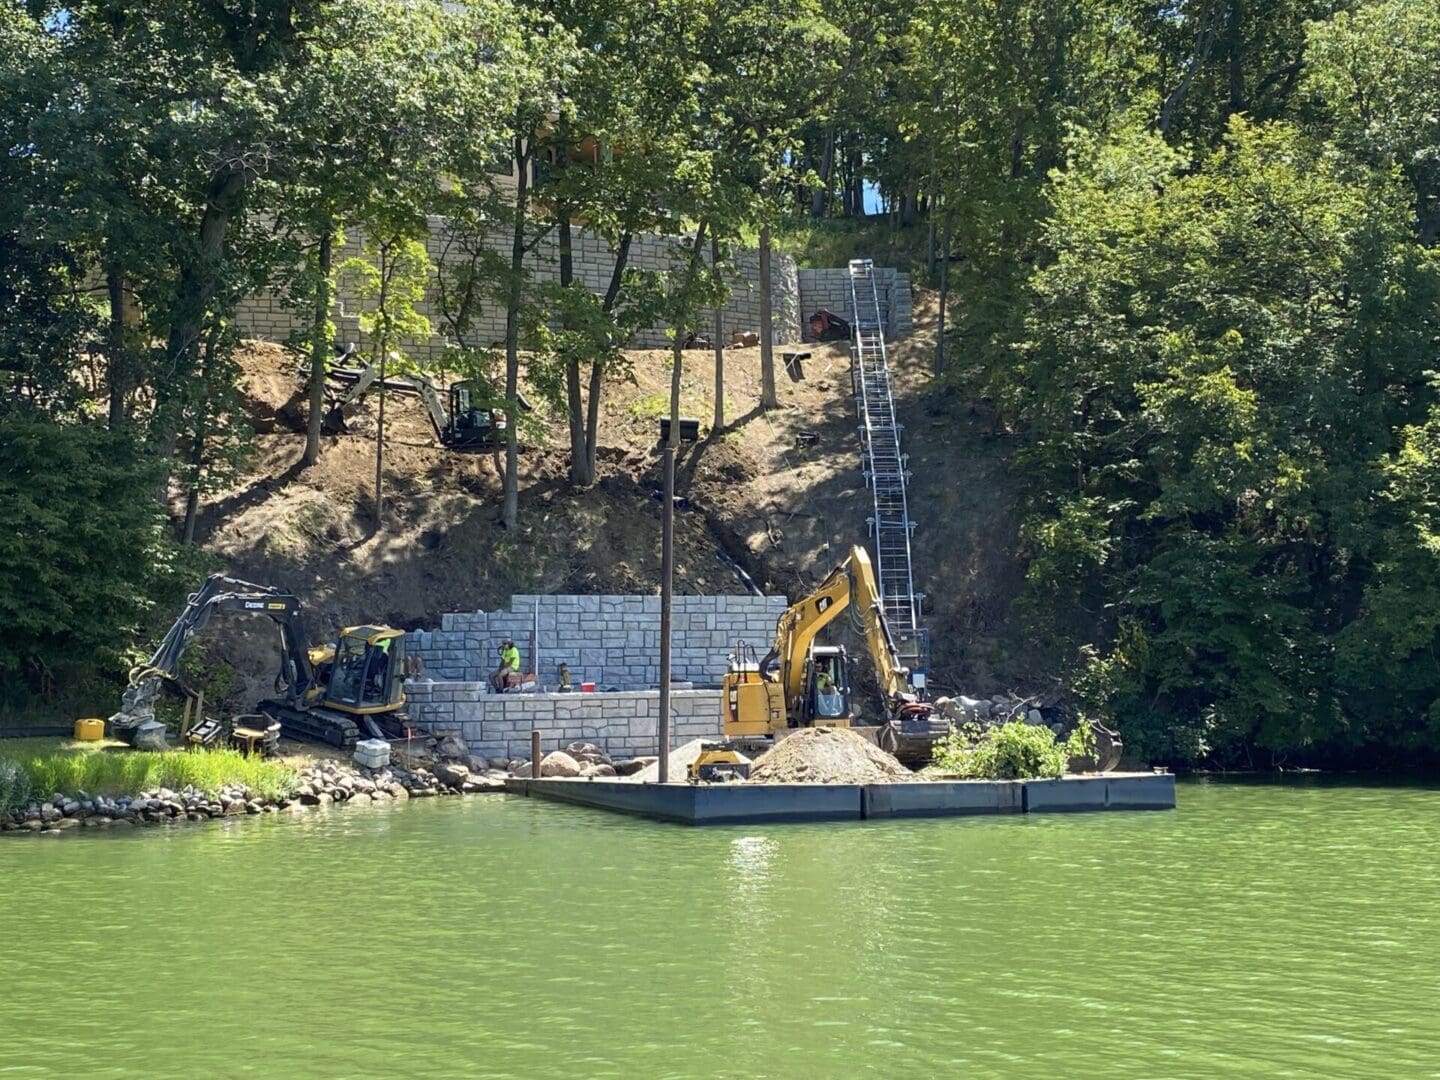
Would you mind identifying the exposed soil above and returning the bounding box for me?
[748,727,916,784]
[182,291,1042,712]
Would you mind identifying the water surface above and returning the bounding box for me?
[3,778,1437,1078]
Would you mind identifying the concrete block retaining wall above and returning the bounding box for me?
[797,268,913,340]
[234,223,805,360]
[403,685,721,761]
[406,593,788,689]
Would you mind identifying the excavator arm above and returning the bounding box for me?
[109,575,317,738]
[764,546,919,716]
[759,545,948,762]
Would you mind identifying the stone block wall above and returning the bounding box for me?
[797,268,913,340]
[402,684,721,761]
[234,222,802,360]
[406,593,789,690]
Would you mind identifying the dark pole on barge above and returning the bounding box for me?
[657,445,674,783]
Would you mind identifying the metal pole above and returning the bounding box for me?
[531,730,541,779]
[657,445,674,784]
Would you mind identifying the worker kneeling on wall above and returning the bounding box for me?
[490,639,521,693]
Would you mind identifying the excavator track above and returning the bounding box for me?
[259,701,361,751]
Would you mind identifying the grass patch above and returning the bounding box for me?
[0,744,299,810]
[628,391,710,421]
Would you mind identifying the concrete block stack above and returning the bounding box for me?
[233,222,804,359]
[797,268,913,340]
[406,593,788,689]
[402,686,723,761]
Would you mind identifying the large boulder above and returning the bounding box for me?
[579,763,617,778]
[564,741,612,766]
[433,762,470,789]
[432,734,470,761]
[540,751,582,778]
[613,756,656,777]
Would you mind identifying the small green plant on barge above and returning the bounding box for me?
[931,720,1094,780]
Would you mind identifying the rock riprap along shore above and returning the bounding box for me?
[0,756,509,836]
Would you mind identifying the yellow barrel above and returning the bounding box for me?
[73,718,104,742]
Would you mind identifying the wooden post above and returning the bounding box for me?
[181,696,193,737]
[531,730,542,779]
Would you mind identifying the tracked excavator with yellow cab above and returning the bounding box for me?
[109,575,410,750]
[712,545,952,769]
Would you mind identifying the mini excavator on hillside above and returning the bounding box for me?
[307,346,530,451]
[109,575,410,750]
[695,545,952,777]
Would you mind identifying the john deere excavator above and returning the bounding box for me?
[109,575,409,750]
[715,545,952,767]
[307,347,529,451]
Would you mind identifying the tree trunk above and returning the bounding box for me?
[669,222,708,449]
[165,167,247,393]
[503,134,530,529]
[581,232,632,484]
[758,223,778,410]
[182,326,220,544]
[302,225,333,468]
[157,165,248,501]
[1226,0,1246,118]
[935,223,950,376]
[373,243,392,531]
[850,151,864,216]
[811,129,836,218]
[106,266,128,428]
[711,236,725,431]
[559,205,588,486]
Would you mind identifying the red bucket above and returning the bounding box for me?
[580,681,596,693]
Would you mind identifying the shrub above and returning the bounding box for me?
[932,720,1092,780]
[0,760,32,811]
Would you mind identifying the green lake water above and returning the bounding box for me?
[3,778,1439,1078]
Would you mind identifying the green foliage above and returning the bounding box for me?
[1305,0,1440,243]
[0,747,299,809]
[932,720,1089,780]
[0,759,32,811]
[336,235,435,366]
[0,416,198,697]
[998,115,1440,765]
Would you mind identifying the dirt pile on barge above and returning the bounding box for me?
[749,728,917,785]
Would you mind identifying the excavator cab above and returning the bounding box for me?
[801,645,852,724]
[444,382,506,450]
[323,627,407,714]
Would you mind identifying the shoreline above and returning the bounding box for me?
[1,757,506,836]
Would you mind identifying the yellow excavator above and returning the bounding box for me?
[109,575,410,751]
[708,545,952,770]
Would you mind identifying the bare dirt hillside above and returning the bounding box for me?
[187,294,1042,708]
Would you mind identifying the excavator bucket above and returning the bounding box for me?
[875,706,952,766]
[1067,721,1123,774]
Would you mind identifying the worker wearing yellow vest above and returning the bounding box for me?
[490,639,521,693]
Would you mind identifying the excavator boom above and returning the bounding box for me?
[109,576,316,740]
[109,575,406,751]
